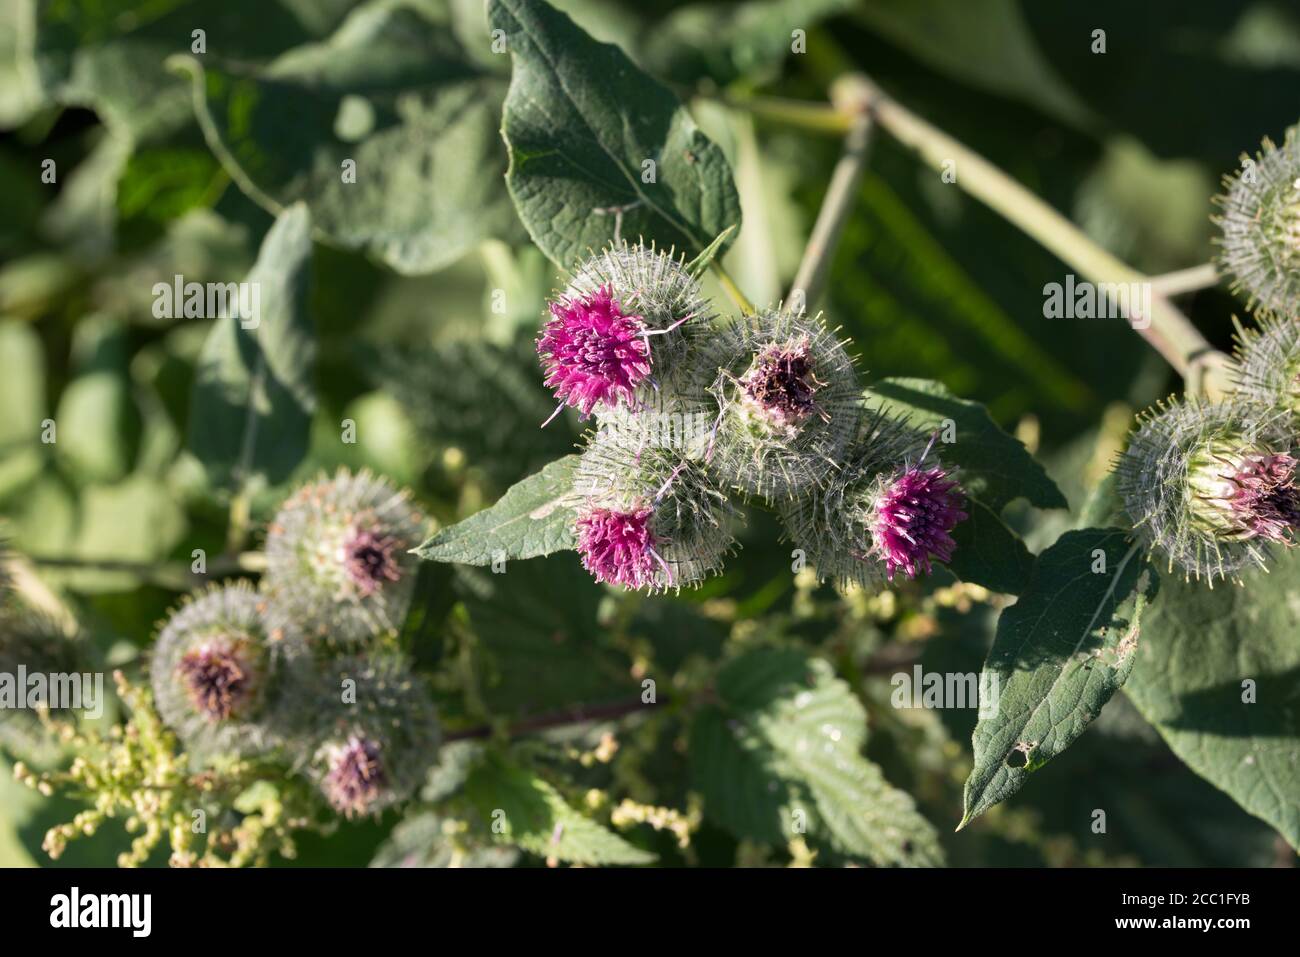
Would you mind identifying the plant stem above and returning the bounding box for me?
[225,488,253,556]
[1149,262,1219,298]
[725,83,1234,399]
[444,696,658,743]
[790,78,874,311]
[712,261,756,314]
[27,552,266,589]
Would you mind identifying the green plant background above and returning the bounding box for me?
[1,0,1297,867]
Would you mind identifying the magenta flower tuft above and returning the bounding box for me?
[323,734,389,818]
[538,286,651,418]
[576,505,665,589]
[870,466,968,580]
[343,528,402,598]
[739,339,823,430]
[177,640,258,722]
[1189,448,1300,543]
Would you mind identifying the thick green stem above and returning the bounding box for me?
[712,261,756,314]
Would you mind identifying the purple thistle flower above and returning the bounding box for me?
[323,734,389,818]
[739,338,824,430]
[870,465,968,580]
[342,528,402,598]
[576,505,667,589]
[538,286,651,419]
[176,640,258,722]
[1189,448,1300,543]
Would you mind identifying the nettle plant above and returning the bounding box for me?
[4,0,1300,867]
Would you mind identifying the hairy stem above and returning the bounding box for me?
[789,77,874,310]
[727,82,1233,399]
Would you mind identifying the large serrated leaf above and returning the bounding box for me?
[464,752,656,865]
[176,0,518,274]
[1126,547,1300,851]
[186,203,316,492]
[946,499,1034,595]
[415,455,580,565]
[489,0,742,268]
[690,647,943,866]
[864,377,1067,513]
[961,528,1157,827]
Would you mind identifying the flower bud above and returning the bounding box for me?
[262,468,428,646]
[694,306,860,500]
[307,654,440,818]
[1117,397,1300,582]
[572,429,738,592]
[151,582,307,760]
[538,242,713,422]
[1214,127,1300,315]
[781,414,966,588]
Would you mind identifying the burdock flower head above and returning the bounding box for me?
[151,582,304,760]
[1214,126,1300,315]
[1230,314,1300,418]
[308,655,440,818]
[572,429,738,592]
[538,242,712,423]
[781,414,967,589]
[695,306,860,500]
[0,604,83,763]
[1117,397,1300,583]
[262,468,428,646]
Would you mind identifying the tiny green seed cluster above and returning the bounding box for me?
[540,242,970,593]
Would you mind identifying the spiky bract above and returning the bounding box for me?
[262,469,427,646]
[572,430,738,592]
[1231,314,1300,417]
[781,413,965,589]
[1214,128,1300,316]
[694,306,860,500]
[306,654,440,818]
[1116,397,1300,583]
[0,605,84,763]
[540,243,714,418]
[151,582,308,760]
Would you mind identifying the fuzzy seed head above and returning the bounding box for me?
[307,654,440,818]
[151,582,305,759]
[1215,128,1300,315]
[1231,314,1300,416]
[694,307,860,500]
[262,469,427,646]
[540,243,714,418]
[572,430,738,593]
[1117,397,1299,582]
[781,412,963,590]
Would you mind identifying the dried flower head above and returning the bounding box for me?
[781,414,966,589]
[1214,127,1300,315]
[308,655,440,818]
[151,582,305,759]
[1116,397,1300,583]
[262,469,428,645]
[694,306,860,500]
[539,243,713,422]
[572,429,738,592]
[1230,314,1300,417]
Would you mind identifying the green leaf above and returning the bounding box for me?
[690,647,943,866]
[1126,546,1300,851]
[415,455,581,566]
[864,377,1067,513]
[464,752,656,865]
[489,0,742,267]
[642,0,855,87]
[186,203,316,492]
[946,499,1034,595]
[370,811,520,868]
[961,528,1157,827]
[685,224,737,278]
[175,0,518,274]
